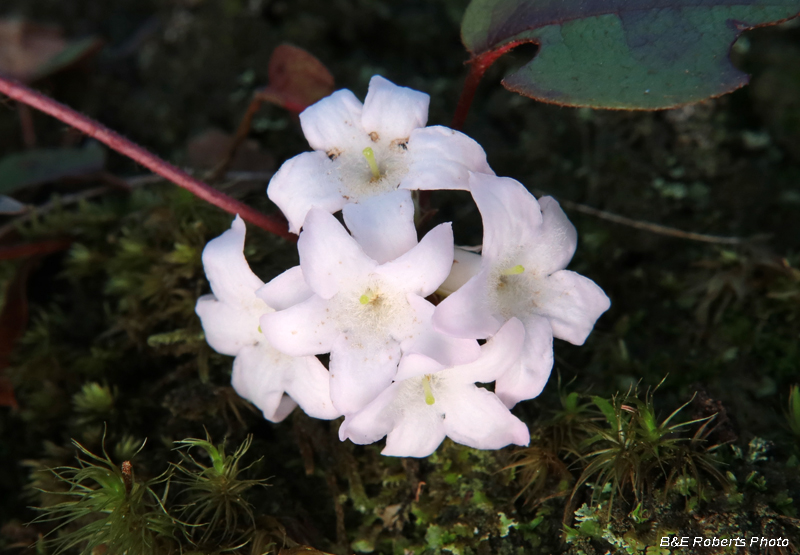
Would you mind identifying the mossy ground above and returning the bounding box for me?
[1,1,800,554]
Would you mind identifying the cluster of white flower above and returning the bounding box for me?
[196,76,611,458]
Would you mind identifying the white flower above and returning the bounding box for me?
[267,75,494,233]
[433,173,611,408]
[339,318,530,457]
[259,208,480,415]
[195,216,340,422]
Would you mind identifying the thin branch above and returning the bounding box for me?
[534,190,759,246]
[0,75,294,241]
[0,186,112,241]
[207,91,270,181]
[451,42,525,131]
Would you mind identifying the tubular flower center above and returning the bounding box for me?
[422,375,435,405]
[362,147,381,180]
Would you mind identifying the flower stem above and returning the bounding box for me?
[0,76,296,241]
[451,41,529,131]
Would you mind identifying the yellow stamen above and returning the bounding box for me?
[422,375,435,405]
[257,325,262,333]
[359,293,371,305]
[501,264,525,276]
[362,147,381,179]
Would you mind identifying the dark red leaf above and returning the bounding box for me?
[259,44,335,113]
[0,18,103,83]
[0,238,73,261]
[0,239,72,409]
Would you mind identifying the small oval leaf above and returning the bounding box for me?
[462,0,800,109]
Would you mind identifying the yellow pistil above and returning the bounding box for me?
[422,375,435,405]
[359,293,371,305]
[362,147,381,180]
[501,264,525,276]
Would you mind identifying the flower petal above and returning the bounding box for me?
[272,396,298,423]
[260,295,338,356]
[196,294,263,356]
[523,196,577,275]
[256,266,312,311]
[201,216,264,305]
[298,209,377,299]
[537,270,610,345]
[403,126,493,191]
[432,270,504,339]
[382,404,447,458]
[469,173,543,264]
[495,316,554,408]
[443,317,526,384]
[230,345,287,422]
[375,223,453,298]
[342,189,417,264]
[300,89,365,152]
[361,75,429,141]
[438,247,482,296]
[329,335,401,415]
[338,384,402,444]
[400,295,480,367]
[267,151,347,234]
[211,338,334,426]
[440,386,530,450]
[284,356,340,420]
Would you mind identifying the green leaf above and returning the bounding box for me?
[461,0,800,109]
[0,143,106,195]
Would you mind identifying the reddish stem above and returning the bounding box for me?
[0,239,73,261]
[451,42,526,131]
[0,76,295,241]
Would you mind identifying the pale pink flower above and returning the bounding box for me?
[267,75,493,233]
[339,319,530,457]
[433,174,610,408]
[195,216,339,422]
[259,208,480,415]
